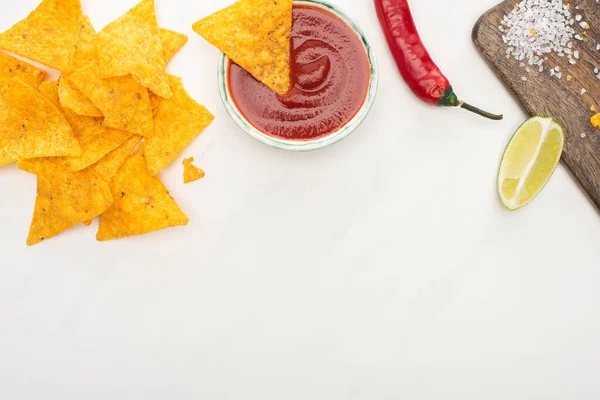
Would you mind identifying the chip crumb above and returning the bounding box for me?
[183,157,205,184]
[567,74,573,81]
[590,113,600,129]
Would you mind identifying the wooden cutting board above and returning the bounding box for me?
[473,0,600,210]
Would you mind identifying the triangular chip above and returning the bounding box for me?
[0,52,46,122]
[71,15,96,71]
[38,81,132,171]
[23,162,113,245]
[159,28,188,63]
[0,0,82,71]
[182,157,205,184]
[192,0,292,95]
[81,134,141,226]
[58,75,102,117]
[86,134,142,184]
[19,134,141,228]
[0,52,46,93]
[94,0,171,98]
[58,16,103,117]
[69,59,153,136]
[145,75,214,174]
[0,78,80,167]
[96,150,188,241]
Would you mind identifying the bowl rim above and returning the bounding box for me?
[217,0,379,152]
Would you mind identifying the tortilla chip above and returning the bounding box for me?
[0,52,45,92]
[58,75,103,117]
[0,0,82,71]
[96,151,188,241]
[0,52,46,122]
[86,134,142,184]
[145,75,214,174]
[0,78,80,167]
[38,81,133,171]
[71,15,96,70]
[94,0,171,98]
[182,157,205,184]
[159,27,187,63]
[23,163,113,245]
[81,134,141,226]
[192,0,292,95]
[56,16,103,117]
[69,59,153,136]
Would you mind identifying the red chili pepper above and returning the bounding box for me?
[374,0,503,120]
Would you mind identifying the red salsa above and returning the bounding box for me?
[228,4,370,141]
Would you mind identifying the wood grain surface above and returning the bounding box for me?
[473,0,600,211]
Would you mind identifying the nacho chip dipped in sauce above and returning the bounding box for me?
[228,4,370,141]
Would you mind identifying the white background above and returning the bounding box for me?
[1,0,600,398]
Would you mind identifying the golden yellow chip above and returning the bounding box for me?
[86,134,142,184]
[23,162,113,245]
[69,59,153,136]
[0,78,80,167]
[94,0,171,98]
[0,52,46,92]
[57,16,103,117]
[160,27,188,63]
[145,75,214,174]
[0,0,83,71]
[38,81,133,171]
[0,52,46,123]
[58,76,103,117]
[96,151,189,241]
[147,27,187,114]
[183,157,205,184]
[192,0,292,95]
[71,15,96,70]
[81,134,142,226]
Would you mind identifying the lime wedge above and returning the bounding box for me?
[498,116,564,211]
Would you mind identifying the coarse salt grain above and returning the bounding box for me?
[500,0,577,76]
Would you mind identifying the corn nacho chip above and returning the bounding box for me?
[0,52,45,92]
[23,163,113,245]
[81,134,142,226]
[145,75,214,174]
[0,78,80,167]
[192,0,292,95]
[160,27,188,63]
[69,59,153,136]
[97,150,189,241]
[182,157,205,184]
[38,81,132,171]
[94,0,171,98]
[58,75,103,117]
[57,16,103,117]
[0,52,46,122]
[71,15,96,70]
[0,0,82,71]
[20,134,141,228]
[86,134,142,184]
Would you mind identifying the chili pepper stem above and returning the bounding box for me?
[438,87,503,121]
[458,101,504,121]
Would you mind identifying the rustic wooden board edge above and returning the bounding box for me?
[472,1,600,213]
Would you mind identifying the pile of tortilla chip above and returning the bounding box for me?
[0,0,214,245]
